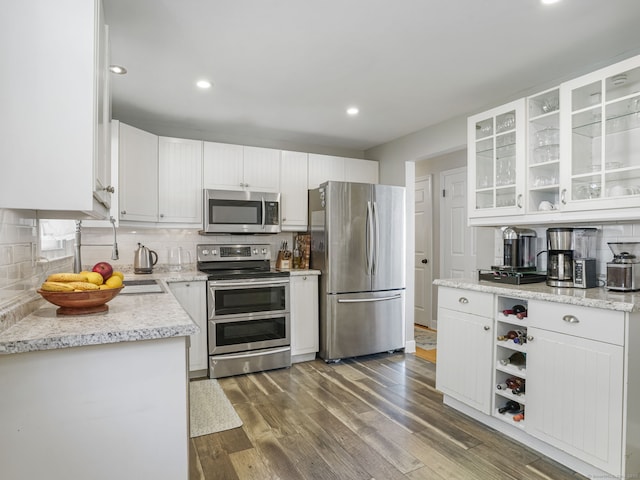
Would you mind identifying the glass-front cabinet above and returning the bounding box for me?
[468,99,526,219]
[560,55,640,211]
[527,88,561,214]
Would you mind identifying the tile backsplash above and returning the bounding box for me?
[0,209,39,303]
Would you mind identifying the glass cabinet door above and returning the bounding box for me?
[527,88,561,213]
[562,56,640,210]
[468,99,525,219]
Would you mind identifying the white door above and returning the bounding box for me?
[441,167,476,279]
[414,175,433,328]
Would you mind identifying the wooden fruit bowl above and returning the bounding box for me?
[37,287,124,315]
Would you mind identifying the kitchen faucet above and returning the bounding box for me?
[73,217,119,273]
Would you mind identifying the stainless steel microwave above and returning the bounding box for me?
[203,189,281,234]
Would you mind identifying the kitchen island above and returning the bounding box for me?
[433,278,640,479]
[0,279,199,480]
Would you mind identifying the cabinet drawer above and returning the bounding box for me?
[438,287,493,317]
[528,300,625,346]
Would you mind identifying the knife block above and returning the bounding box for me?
[276,250,291,270]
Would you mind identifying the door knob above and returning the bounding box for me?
[421,258,428,264]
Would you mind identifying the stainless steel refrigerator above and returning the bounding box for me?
[309,181,406,361]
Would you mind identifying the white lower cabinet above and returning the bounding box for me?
[436,287,494,415]
[436,286,640,478]
[168,281,207,375]
[290,273,319,362]
[526,300,625,476]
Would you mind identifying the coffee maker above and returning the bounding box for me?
[546,227,598,288]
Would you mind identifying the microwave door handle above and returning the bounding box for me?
[261,197,266,230]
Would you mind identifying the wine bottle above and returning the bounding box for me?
[497,330,523,341]
[512,381,526,395]
[513,412,525,422]
[504,377,523,390]
[499,352,526,367]
[498,400,521,414]
[496,383,508,390]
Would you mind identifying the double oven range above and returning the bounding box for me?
[197,243,291,378]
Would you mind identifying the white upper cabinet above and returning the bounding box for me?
[527,87,561,215]
[158,137,203,223]
[0,0,112,218]
[280,151,309,230]
[203,143,280,192]
[202,142,244,190]
[345,158,379,184]
[243,146,281,192]
[118,123,159,222]
[467,99,526,221]
[308,154,346,188]
[560,55,640,212]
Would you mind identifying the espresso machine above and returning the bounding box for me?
[479,227,546,284]
[546,227,598,288]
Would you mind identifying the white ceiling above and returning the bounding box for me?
[104,0,640,153]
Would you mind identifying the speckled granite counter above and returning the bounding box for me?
[0,273,205,355]
[434,277,640,313]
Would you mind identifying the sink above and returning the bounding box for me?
[120,279,165,295]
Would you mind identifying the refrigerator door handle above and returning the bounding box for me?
[337,294,402,304]
[372,201,380,275]
[366,201,374,275]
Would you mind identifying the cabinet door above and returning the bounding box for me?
[118,123,159,222]
[290,275,319,357]
[93,15,112,210]
[202,141,244,190]
[345,158,379,184]
[242,146,280,192]
[0,0,108,217]
[561,55,640,212]
[435,307,493,414]
[468,99,526,219]
[158,137,202,223]
[527,327,624,476]
[280,151,309,230]
[168,281,208,373]
[527,88,561,214]
[308,154,345,188]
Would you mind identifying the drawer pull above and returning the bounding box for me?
[458,297,469,304]
[562,315,580,324]
[483,325,490,331]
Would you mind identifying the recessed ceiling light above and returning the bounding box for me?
[196,80,212,89]
[109,65,127,74]
[346,107,359,116]
[541,0,561,4]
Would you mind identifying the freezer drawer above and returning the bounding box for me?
[320,290,405,361]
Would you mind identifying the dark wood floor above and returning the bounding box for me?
[190,353,587,479]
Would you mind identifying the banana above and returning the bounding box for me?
[65,281,100,291]
[41,281,76,292]
[46,273,88,283]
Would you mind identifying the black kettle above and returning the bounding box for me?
[134,243,158,274]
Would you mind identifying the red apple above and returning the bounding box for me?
[92,262,113,281]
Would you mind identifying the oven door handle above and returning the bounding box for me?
[337,294,402,304]
[209,279,290,287]
[211,346,291,360]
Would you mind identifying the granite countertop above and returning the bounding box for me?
[0,272,205,355]
[434,277,640,313]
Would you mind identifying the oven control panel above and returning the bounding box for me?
[197,244,271,262]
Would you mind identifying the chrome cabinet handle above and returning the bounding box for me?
[527,335,534,342]
[561,189,567,205]
[160,213,164,218]
[517,194,523,208]
[483,325,490,331]
[562,315,579,324]
[120,210,126,215]
[104,185,115,193]
[458,297,469,304]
